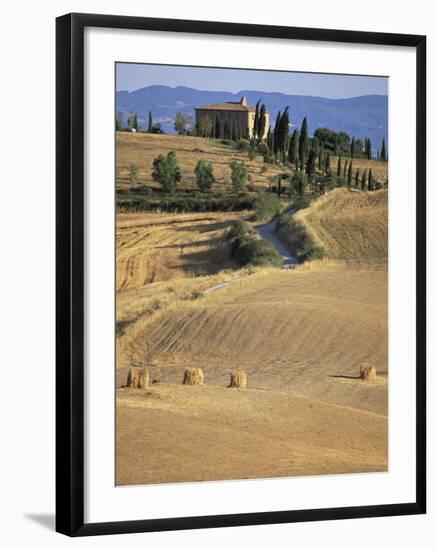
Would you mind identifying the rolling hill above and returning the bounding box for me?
[116,85,388,150]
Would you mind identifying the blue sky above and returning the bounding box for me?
[116,63,388,99]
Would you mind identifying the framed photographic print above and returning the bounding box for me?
[56,12,426,536]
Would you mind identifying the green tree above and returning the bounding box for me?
[115,113,122,131]
[215,116,221,138]
[368,168,374,191]
[306,149,317,177]
[174,112,189,135]
[355,168,360,188]
[254,100,260,141]
[290,171,308,196]
[361,169,367,191]
[129,164,139,187]
[258,104,267,141]
[365,137,372,160]
[277,107,290,162]
[380,138,387,161]
[288,129,298,167]
[273,111,281,158]
[343,159,348,179]
[230,160,248,192]
[314,127,336,151]
[351,136,355,158]
[266,126,273,153]
[337,156,342,177]
[347,161,353,187]
[298,116,309,167]
[128,113,138,131]
[195,160,215,192]
[152,151,182,193]
[324,153,331,174]
[318,150,323,171]
[148,111,153,133]
[198,117,213,137]
[232,120,238,141]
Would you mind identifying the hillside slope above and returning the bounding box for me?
[117,265,387,415]
[296,189,388,262]
[116,85,388,147]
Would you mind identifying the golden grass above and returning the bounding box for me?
[116,383,387,485]
[116,132,286,191]
[116,210,249,291]
[117,263,387,414]
[296,188,388,263]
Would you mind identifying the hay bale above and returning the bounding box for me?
[183,367,204,385]
[228,371,247,389]
[126,367,139,388]
[360,363,377,380]
[138,368,149,389]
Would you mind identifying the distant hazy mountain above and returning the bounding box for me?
[116,85,388,150]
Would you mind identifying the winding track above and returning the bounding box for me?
[256,207,298,268]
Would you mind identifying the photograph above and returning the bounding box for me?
[114,62,389,487]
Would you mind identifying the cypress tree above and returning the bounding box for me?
[361,169,367,191]
[148,111,153,133]
[380,138,387,161]
[347,161,353,187]
[368,168,373,191]
[232,120,238,141]
[273,111,281,158]
[318,150,323,171]
[365,137,372,160]
[298,116,309,166]
[288,129,298,164]
[266,127,273,154]
[355,168,360,188]
[351,136,355,159]
[325,153,331,174]
[254,100,260,141]
[337,156,342,178]
[306,149,316,176]
[258,104,267,141]
[215,116,220,138]
[277,107,290,161]
[343,159,348,179]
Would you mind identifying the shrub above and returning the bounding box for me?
[235,138,250,151]
[255,193,281,221]
[248,147,256,160]
[226,220,255,241]
[230,160,248,192]
[129,163,139,186]
[257,142,270,157]
[234,237,283,267]
[152,151,182,193]
[290,171,308,195]
[194,160,215,191]
[276,217,325,262]
[116,193,257,213]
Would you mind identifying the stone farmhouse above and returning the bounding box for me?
[194,96,269,139]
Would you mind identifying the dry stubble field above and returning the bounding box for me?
[116,180,388,485]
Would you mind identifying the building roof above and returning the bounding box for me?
[195,102,255,112]
[195,96,256,113]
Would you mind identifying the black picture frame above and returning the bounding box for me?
[56,12,426,537]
